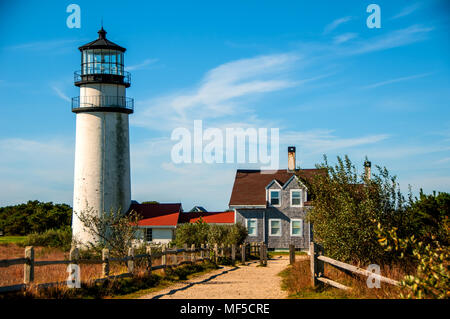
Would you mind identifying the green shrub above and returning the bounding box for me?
[173,219,247,248]
[0,200,72,236]
[22,226,72,251]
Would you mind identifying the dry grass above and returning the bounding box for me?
[280,258,412,299]
[0,244,164,288]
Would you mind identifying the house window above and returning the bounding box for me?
[246,219,257,236]
[269,219,281,236]
[291,190,302,207]
[270,190,281,206]
[145,228,152,242]
[291,219,303,237]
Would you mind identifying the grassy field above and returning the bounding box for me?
[0,236,26,244]
[279,257,410,299]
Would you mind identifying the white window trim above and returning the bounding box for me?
[269,190,281,207]
[290,189,303,207]
[246,218,258,237]
[290,219,303,237]
[269,218,282,237]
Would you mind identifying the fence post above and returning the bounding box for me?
[24,246,34,285]
[102,248,110,277]
[310,242,324,287]
[183,243,188,262]
[289,244,295,265]
[263,243,268,266]
[146,246,152,275]
[162,244,167,271]
[231,244,236,263]
[259,242,264,266]
[214,243,219,264]
[241,243,246,263]
[191,244,195,264]
[127,247,135,274]
[172,246,178,265]
[200,244,205,260]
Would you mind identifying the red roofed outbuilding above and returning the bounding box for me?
[178,211,235,225]
[130,203,182,244]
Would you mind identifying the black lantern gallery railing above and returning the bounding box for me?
[71,96,134,113]
[74,71,131,87]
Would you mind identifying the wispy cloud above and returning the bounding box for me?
[282,129,390,154]
[363,72,433,89]
[323,16,352,34]
[132,53,301,130]
[125,58,158,71]
[391,3,421,20]
[5,39,82,51]
[0,137,74,206]
[333,32,358,44]
[51,85,71,102]
[347,25,433,55]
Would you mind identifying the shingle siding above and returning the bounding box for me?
[235,177,311,250]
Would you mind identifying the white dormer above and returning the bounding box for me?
[266,179,282,207]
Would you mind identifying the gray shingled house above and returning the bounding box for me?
[228,147,325,251]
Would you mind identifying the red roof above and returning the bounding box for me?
[178,211,235,224]
[129,203,182,227]
[228,169,325,206]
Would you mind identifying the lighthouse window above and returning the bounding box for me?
[81,49,124,75]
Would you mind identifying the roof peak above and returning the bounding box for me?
[98,27,107,39]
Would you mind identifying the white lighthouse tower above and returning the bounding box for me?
[71,28,133,245]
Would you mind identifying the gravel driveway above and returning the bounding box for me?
[140,255,291,299]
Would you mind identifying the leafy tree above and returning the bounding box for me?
[74,208,142,258]
[173,219,247,248]
[173,217,209,247]
[405,190,449,246]
[304,155,408,264]
[0,200,72,235]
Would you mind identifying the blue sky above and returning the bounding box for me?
[0,0,449,211]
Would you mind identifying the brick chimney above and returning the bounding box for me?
[288,146,296,171]
[364,160,371,182]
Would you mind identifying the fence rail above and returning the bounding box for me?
[0,242,267,294]
[309,242,400,290]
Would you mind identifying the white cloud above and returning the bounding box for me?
[132,53,301,131]
[391,3,421,20]
[51,85,71,102]
[363,72,433,89]
[347,25,433,55]
[0,138,74,206]
[281,129,390,155]
[333,33,358,44]
[5,39,83,51]
[323,16,352,34]
[125,58,158,71]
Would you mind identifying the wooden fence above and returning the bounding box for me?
[0,242,269,294]
[309,242,400,290]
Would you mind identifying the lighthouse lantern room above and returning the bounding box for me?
[72,28,133,245]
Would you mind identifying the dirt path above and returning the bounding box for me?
[140,255,293,299]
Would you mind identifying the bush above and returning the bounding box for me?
[0,200,72,236]
[306,155,408,264]
[22,226,72,251]
[173,219,247,248]
[377,223,449,299]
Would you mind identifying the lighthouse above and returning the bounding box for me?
[71,28,133,245]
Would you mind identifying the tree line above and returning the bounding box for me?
[0,200,72,235]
